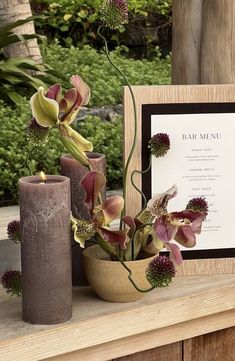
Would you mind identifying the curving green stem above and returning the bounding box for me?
[25,145,37,175]
[131,155,152,214]
[117,257,154,293]
[97,26,138,227]
[94,233,154,293]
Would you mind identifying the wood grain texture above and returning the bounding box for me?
[44,310,235,361]
[201,0,235,84]
[114,342,182,361]
[184,327,235,361]
[123,84,235,275]
[1,274,235,361]
[172,0,203,84]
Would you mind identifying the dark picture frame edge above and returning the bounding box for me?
[142,102,235,260]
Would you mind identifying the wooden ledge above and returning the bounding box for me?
[0,274,235,361]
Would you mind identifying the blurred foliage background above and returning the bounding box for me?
[0,0,172,205]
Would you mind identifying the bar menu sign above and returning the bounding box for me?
[142,103,235,258]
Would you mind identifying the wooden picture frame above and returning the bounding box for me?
[123,84,235,275]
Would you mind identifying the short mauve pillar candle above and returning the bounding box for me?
[19,175,72,325]
[60,153,106,286]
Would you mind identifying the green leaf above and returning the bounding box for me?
[7,92,22,104]
[60,25,69,32]
[63,14,73,21]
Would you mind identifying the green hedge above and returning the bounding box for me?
[75,116,123,189]
[44,44,171,106]
[0,99,64,205]
[0,98,122,205]
[32,0,172,51]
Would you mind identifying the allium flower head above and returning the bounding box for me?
[101,0,128,30]
[7,220,21,244]
[149,133,170,158]
[186,197,208,216]
[1,270,22,296]
[146,255,176,288]
[26,117,49,146]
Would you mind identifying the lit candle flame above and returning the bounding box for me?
[40,171,47,184]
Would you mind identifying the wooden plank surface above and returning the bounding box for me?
[184,326,235,361]
[0,274,235,361]
[44,309,235,361]
[114,342,182,361]
[123,84,235,275]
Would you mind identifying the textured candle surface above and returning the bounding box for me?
[19,175,72,325]
[61,153,106,220]
[60,153,106,286]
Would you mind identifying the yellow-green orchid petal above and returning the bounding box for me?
[63,124,93,152]
[62,109,80,125]
[60,136,90,167]
[30,87,60,128]
[71,215,95,248]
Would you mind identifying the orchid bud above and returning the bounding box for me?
[186,197,208,216]
[26,118,49,146]
[1,270,22,296]
[101,0,128,30]
[149,133,170,158]
[7,220,21,244]
[146,256,176,288]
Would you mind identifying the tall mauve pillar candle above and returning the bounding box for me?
[19,175,72,325]
[60,153,106,286]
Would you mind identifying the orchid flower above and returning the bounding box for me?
[30,75,90,127]
[122,185,178,261]
[71,170,127,249]
[154,210,205,264]
[146,185,177,218]
[30,75,93,166]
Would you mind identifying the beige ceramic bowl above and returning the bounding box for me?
[83,245,155,302]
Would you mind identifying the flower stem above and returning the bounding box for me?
[97,26,138,227]
[94,233,153,293]
[25,145,37,175]
[131,155,152,214]
[117,256,154,293]
[95,233,118,259]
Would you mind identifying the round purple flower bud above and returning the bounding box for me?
[7,220,20,244]
[149,133,170,158]
[1,270,22,296]
[186,197,208,216]
[146,255,176,288]
[100,0,128,30]
[26,117,49,145]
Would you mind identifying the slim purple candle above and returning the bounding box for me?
[19,175,72,325]
[60,153,106,286]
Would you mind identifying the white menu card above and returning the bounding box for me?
[151,112,235,251]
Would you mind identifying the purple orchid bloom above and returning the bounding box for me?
[71,170,127,249]
[154,210,205,264]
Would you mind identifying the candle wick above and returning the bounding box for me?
[44,179,47,185]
